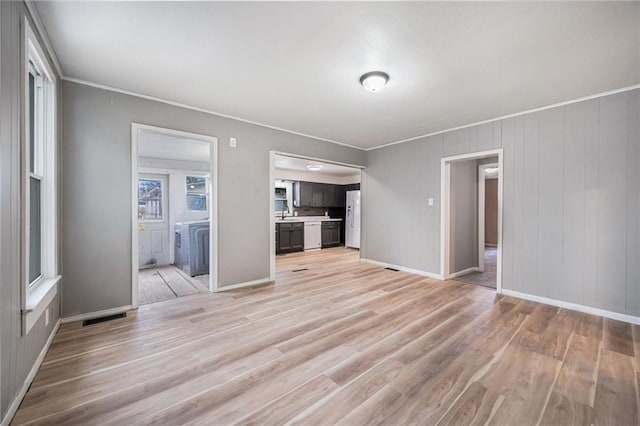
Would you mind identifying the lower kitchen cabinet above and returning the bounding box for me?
[321,221,341,248]
[276,222,305,254]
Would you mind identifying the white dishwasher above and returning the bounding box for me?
[304,221,322,250]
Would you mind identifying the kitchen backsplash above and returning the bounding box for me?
[293,207,344,217]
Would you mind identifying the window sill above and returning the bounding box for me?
[23,275,60,334]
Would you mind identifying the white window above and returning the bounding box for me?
[274,180,293,216]
[22,20,59,333]
[186,175,209,212]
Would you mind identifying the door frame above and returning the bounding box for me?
[131,123,219,309]
[269,151,364,282]
[477,162,499,272]
[440,149,503,292]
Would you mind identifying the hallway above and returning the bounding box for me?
[453,246,497,289]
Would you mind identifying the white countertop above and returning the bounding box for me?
[275,216,342,223]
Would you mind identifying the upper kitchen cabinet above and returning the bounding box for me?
[312,184,324,207]
[293,181,348,208]
[333,185,345,207]
[295,181,314,207]
[324,185,336,207]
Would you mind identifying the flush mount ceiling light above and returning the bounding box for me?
[360,71,389,92]
[306,164,324,171]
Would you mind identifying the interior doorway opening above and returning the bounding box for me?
[131,124,218,307]
[441,149,503,291]
[269,152,364,282]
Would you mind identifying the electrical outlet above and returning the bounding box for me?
[428,197,434,206]
[229,137,237,148]
[45,307,50,326]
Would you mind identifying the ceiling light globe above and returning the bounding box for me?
[360,71,389,92]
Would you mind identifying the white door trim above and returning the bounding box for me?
[131,123,219,309]
[269,150,364,282]
[269,151,276,282]
[440,149,503,293]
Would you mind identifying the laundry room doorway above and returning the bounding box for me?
[131,124,218,307]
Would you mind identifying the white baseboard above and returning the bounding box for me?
[61,305,133,324]
[447,267,480,279]
[216,278,273,292]
[360,258,443,280]
[501,289,640,325]
[1,319,61,426]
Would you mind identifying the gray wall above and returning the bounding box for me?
[0,1,62,422]
[362,89,640,317]
[61,81,365,317]
[449,160,478,273]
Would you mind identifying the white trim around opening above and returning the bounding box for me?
[440,149,503,293]
[131,123,219,309]
[269,150,365,283]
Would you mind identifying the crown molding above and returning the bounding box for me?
[29,2,640,155]
[62,77,368,152]
[366,83,640,151]
[24,0,63,77]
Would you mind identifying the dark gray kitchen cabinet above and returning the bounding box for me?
[323,184,336,207]
[295,181,348,208]
[321,221,341,248]
[276,222,304,254]
[333,185,345,207]
[312,183,324,207]
[298,182,314,207]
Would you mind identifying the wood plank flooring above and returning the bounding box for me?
[12,248,640,425]
[138,265,209,305]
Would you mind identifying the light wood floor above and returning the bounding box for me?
[138,265,209,305]
[13,248,640,425]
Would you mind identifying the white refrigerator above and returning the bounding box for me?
[345,190,361,249]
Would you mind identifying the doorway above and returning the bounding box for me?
[269,151,364,282]
[131,124,218,307]
[441,149,503,291]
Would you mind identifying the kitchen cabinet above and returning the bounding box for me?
[323,184,336,207]
[321,221,341,248]
[295,181,348,208]
[312,184,324,207]
[333,185,345,207]
[276,222,304,254]
[297,181,314,207]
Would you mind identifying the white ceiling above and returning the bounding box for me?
[37,2,640,149]
[275,155,360,178]
[138,129,210,163]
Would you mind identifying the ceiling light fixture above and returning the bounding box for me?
[360,71,389,92]
[306,164,324,171]
[485,167,499,174]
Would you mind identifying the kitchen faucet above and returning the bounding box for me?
[281,205,289,220]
